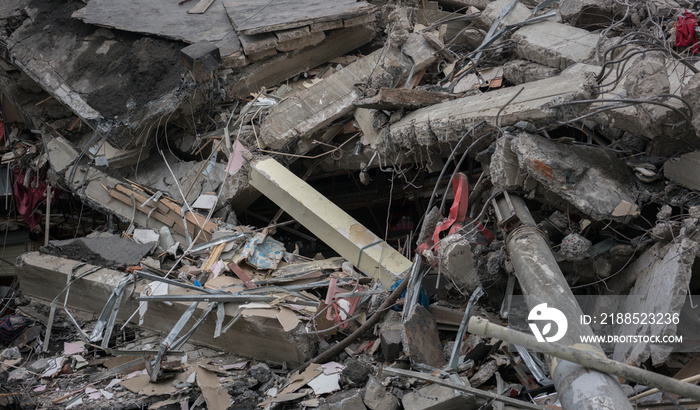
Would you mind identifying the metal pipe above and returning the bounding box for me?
[493,193,632,409]
[468,316,700,402]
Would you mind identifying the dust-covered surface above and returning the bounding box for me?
[5,0,186,147]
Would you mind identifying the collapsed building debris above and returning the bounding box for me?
[0,0,700,409]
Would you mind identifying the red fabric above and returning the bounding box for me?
[676,10,699,54]
[13,169,50,230]
[416,173,494,258]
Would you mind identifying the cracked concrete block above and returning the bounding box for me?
[489,135,525,190]
[613,237,700,365]
[402,378,476,410]
[377,310,402,363]
[437,234,479,292]
[513,21,599,69]
[47,136,79,175]
[560,0,625,27]
[476,0,531,31]
[497,132,638,221]
[364,376,399,410]
[665,151,700,191]
[387,64,597,150]
[503,59,560,85]
[401,306,446,368]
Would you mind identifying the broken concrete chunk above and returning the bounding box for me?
[377,310,403,363]
[665,151,700,191]
[512,21,600,69]
[558,233,592,261]
[437,234,479,292]
[401,305,446,368]
[468,359,497,388]
[492,132,638,221]
[401,377,476,410]
[622,53,669,99]
[613,237,700,365]
[503,59,561,85]
[476,0,531,31]
[560,0,625,27]
[46,136,79,174]
[364,376,399,410]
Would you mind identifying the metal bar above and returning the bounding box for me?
[135,294,319,306]
[44,184,51,246]
[468,316,700,402]
[188,232,248,254]
[493,193,631,409]
[382,367,544,410]
[150,301,198,381]
[448,285,484,369]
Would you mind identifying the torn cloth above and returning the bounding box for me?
[13,169,55,230]
[676,10,699,54]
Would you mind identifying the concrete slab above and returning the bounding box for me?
[512,21,599,70]
[387,64,597,149]
[16,252,314,366]
[260,33,436,151]
[47,236,155,267]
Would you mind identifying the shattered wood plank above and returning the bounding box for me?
[228,26,375,99]
[16,253,313,367]
[387,64,597,150]
[250,158,412,289]
[260,33,436,150]
[222,0,376,35]
[354,88,460,111]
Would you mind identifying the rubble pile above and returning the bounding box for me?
[0,0,699,408]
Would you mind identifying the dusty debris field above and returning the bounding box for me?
[0,0,699,408]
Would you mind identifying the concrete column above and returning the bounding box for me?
[494,193,632,410]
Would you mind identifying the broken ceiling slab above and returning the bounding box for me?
[613,237,699,366]
[46,237,155,268]
[260,32,436,151]
[512,21,600,69]
[387,64,597,149]
[72,0,242,58]
[249,158,412,289]
[227,26,375,99]
[222,0,376,35]
[5,1,188,149]
[491,132,639,221]
[354,88,460,111]
[16,252,314,366]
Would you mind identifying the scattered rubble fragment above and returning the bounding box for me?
[0,0,699,409]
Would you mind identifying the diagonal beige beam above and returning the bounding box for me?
[250,158,412,289]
